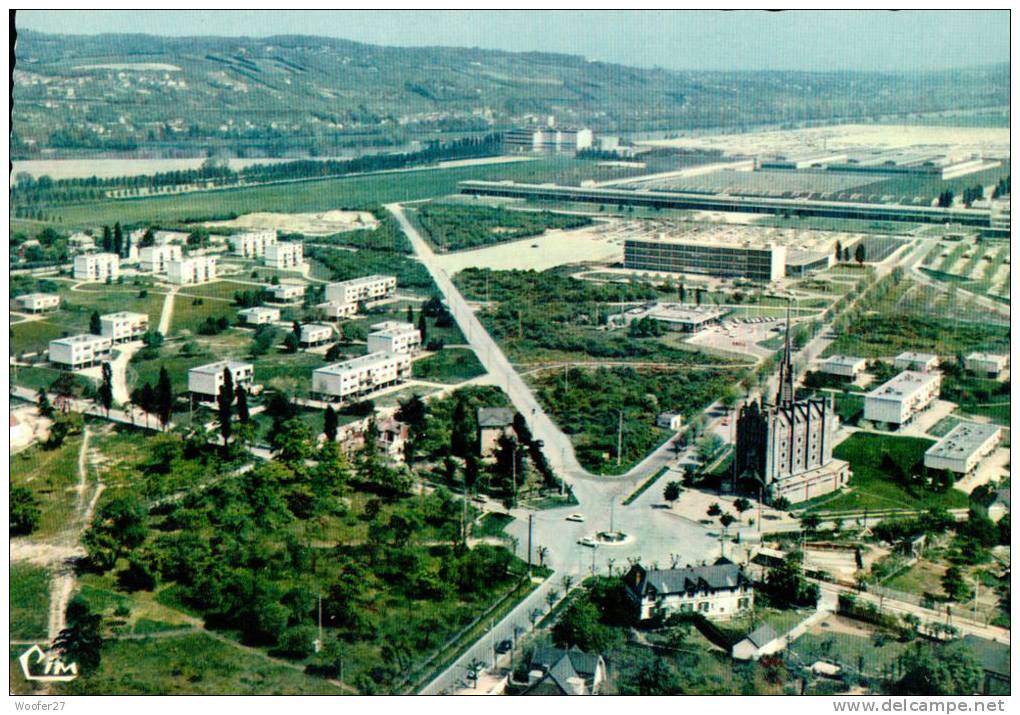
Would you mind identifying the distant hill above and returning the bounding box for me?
[12,29,1009,159]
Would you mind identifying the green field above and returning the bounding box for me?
[10,565,50,641]
[803,432,969,514]
[52,633,340,695]
[411,348,485,384]
[414,203,593,252]
[11,434,84,539]
[790,625,912,677]
[23,158,626,231]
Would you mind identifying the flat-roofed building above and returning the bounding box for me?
[504,127,594,154]
[312,351,412,401]
[188,360,254,399]
[989,199,1010,234]
[266,283,306,303]
[820,355,867,379]
[324,275,397,305]
[16,293,60,313]
[49,334,113,369]
[367,321,421,354]
[299,323,334,347]
[864,370,941,426]
[628,303,727,333]
[925,422,1002,475]
[229,230,277,258]
[893,351,939,372]
[264,241,304,270]
[965,352,1009,379]
[139,244,183,273]
[73,253,120,282]
[100,311,149,343]
[237,306,281,326]
[624,238,786,282]
[168,256,217,285]
[316,301,358,320]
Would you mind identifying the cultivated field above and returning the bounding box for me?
[205,210,379,236]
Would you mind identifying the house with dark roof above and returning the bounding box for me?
[732,623,784,660]
[477,407,515,460]
[622,557,754,621]
[520,645,606,695]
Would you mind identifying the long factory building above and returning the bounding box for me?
[458,181,993,227]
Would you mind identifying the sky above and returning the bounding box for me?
[15,10,1009,72]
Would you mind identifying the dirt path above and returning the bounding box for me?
[158,287,178,335]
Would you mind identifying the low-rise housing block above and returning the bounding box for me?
[367,321,421,354]
[864,370,941,426]
[16,293,60,312]
[924,422,1001,475]
[49,334,113,369]
[894,351,939,372]
[73,253,120,282]
[237,306,281,325]
[100,311,150,343]
[324,275,396,305]
[229,230,277,258]
[264,241,304,270]
[168,256,217,285]
[312,351,411,401]
[188,360,254,399]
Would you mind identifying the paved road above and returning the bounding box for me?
[11,385,164,431]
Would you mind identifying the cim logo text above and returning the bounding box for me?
[18,645,79,683]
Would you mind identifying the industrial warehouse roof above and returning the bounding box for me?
[925,422,1001,462]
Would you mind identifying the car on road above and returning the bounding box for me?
[565,513,585,522]
[495,639,513,654]
[577,536,596,547]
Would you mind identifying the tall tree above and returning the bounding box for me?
[417,311,428,345]
[406,305,414,324]
[89,310,102,335]
[235,384,250,423]
[854,243,866,264]
[324,405,339,442]
[156,366,173,428]
[53,597,103,674]
[101,225,112,252]
[98,362,113,415]
[834,239,842,262]
[37,388,54,418]
[217,367,233,449]
[113,222,124,257]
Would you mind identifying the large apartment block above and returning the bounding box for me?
[49,334,113,369]
[864,370,941,426]
[367,321,422,354]
[100,312,150,343]
[139,245,183,273]
[73,253,120,282]
[624,238,786,281]
[168,256,217,285]
[324,275,397,305]
[312,351,411,401]
[264,241,304,270]
[16,293,60,313]
[229,230,277,258]
[188,360,255,399]
[504,127,594,154]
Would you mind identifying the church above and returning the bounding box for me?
[734,316,850,504]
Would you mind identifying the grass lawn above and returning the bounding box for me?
[10,564,50,641]
[790,624,911,677]
[411,348,485,384]
[11,319,74,356]
[10,435,84,539]
[473,512,514,538]
[49,632,340,695]
[884,559,946,599]
[169,294,239,336]
[11,365,96,393]
[802,432,969,514]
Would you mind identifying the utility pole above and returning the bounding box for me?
[527,513,533,579]
[490,618,497,669]
[617,411,623,466]
[314,592,323,654]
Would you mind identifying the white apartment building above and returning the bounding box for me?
[924,422,1002,475]
[168,256,217,285]
[863,370,942,426]
[819,355,867,379]
[139,245,183,273]
[324,275,397,305]
[266,283,306,302]
[188,360,255,399]
[312,351,412,401]
[49,334,113,369]
[316,301,358,320]
[367,321,422,355]
[893,351,939,372]
[264,241,304,270]
[229,229,277,258]
[237,306,281,326]
[965,352,1009,378]
[16,293,60,313]
[623,559,754,622]
[73,253,120,282]
[299,323,334,347]
[100,311,150,343]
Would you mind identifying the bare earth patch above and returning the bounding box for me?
[205,210,379,236]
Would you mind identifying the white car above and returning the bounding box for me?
[565,513,585,522]
[577,536,597,547]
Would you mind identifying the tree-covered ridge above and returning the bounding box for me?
[13,28,1008,157]
[417,204,593,252]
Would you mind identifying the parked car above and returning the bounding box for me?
[495,639,513,654]
[577,536,596,547]
[565,513,585,522]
